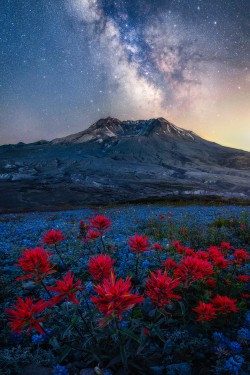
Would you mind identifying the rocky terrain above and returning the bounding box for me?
[0,117,249,211]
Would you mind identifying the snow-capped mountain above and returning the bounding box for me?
[52,117,200,144]
[0,117,249,211]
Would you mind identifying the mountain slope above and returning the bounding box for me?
[0,117,249,211]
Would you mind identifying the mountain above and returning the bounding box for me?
[0,117,249,211]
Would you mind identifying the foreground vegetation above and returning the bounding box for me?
[0,205,249,374]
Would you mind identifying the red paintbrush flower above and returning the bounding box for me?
[6,297,49,334]
[174,256,214,287]
[184,248,195,256]
[242,294,250,299]
[181,227,188,235]
[206,278,216,289]
[193,301,217,322]
[208,247,229,268]
[83,230,101,242]
[233,249,249,265]
[42,230,65,245]
[128,234,149,253]
[161,258,177,271]
[207,246,224,261]
[220,242,231,252]
[211,295,238,314]
[236,275,250,283]
[196,250,209,260]
[91,272,144,320]
[88,215,111,233]
[48,271,84,306]
[212,256,229,269]
[15,247,55,283]
[145,270,181,307]
[79,220,90,237]
[153,243,163,251]
[88,254,116,281]
[171,241,186,254]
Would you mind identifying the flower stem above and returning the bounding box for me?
[54,243,66,268]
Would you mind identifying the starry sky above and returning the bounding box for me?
[1,0,250,150]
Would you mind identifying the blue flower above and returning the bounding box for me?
[237,327,250,341]
[52,364,69,375]
[224,355,244,375]
[32,334,46,344]
[120,320,128,328]
[85,281,93,294]
[229,341,242,353]
[142,260,151,268]
[213,331,226,343]
[245,310,250,326]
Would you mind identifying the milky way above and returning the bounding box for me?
[0,0,250,150]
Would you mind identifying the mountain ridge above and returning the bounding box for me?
[0,116,249,211]
[51,117,203,144]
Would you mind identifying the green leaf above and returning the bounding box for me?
[58,346,71,363]
[62,315,79,338]
[122,328,140,343]
[50,337,60,350]
[120,345,128,371]
[177,301,186,317]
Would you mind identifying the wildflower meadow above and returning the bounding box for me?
[0,204,249,375]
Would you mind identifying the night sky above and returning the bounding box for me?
[1,0,250,150]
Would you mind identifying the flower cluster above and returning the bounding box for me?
[91,272,144,323]
[127,234,149,253]
[193,295,238,322]
[88,254,116,281]
[145,270,181,307]
[4,210,250,374]
[15,247,55,283]
[42,230,65,245]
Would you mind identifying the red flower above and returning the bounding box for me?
[143,328,149,335]
[172,241,181,247]
[6,297,49,334]
[145,270,181,307]
[84,230,101,242]
[236,275,250,283]
[196,251,209,260]
[208,246,223,261]
[161,258,177,271]
[88,254,116,281]
[174,256,214,287]
[153,243,163,251]
[88,215,111,233]
[43,230,65,245]
[172,241,185,254]
[193,301,217,322]
[79,220,90,237]
[233,249,249,265]
[128,234,149,253]
[15,247,55,283]
[184,248,195,256]
[181,227,187,235]
[91,272,144,320]
[212,256,229,269]
[206,278,216,288]
[211,295,238,314]
[48,271,84,306]
[242,294,250,299]
[220,242,231,252]
[207,246,229,269]
[159,215,165,220]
